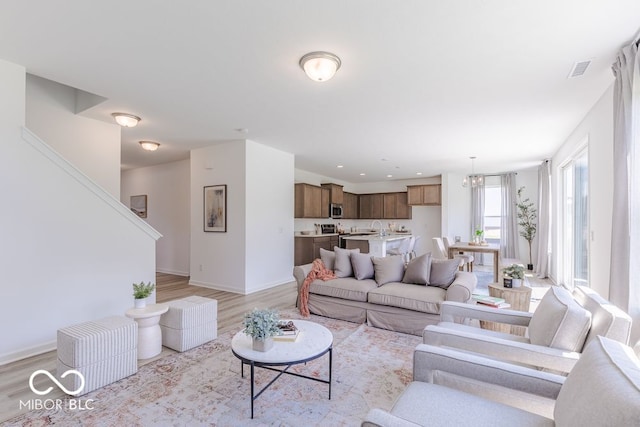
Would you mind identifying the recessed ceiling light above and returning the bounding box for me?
[234,128,249,133]
[337,165,344,168]
[360,173,366,176]
[387,174,393,178]
[416,172,423,175]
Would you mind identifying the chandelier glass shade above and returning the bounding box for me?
[462,157,483,188]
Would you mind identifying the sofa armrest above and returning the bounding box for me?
[440,301,533,326]
[293,263,313,307]
[444,271,477,303]
[361,408,422,427]
[423,325,580,374]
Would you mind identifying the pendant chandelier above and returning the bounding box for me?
[462,156,483,188]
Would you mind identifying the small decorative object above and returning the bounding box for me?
[204,184,227,232]
[502,264,525,288]
[516,186,537,270]
[472,229,484,244]
[242,308,281,352]
[130,195,147,218]
[132,281,155,308]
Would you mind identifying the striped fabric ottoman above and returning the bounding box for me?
[160,296,218,352]
[57,316,137,396]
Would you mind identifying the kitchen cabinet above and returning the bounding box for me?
[294,235,339,265]
[358,193,383,219]
[383,192,412,219]
[343,192,359,219]
[321,183,344,204]
[407,184,441,206]
[295,183,329,218]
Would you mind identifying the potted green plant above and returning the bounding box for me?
[132,281,155,308]
[516,186,537,270]
[473,228,484,244]
[502,264,525,288]
[242,308,281,352]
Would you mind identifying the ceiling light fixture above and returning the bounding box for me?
[462,156,483,188]
[139,141,160,151]
[112,112,141,127]
[299,51,341,82]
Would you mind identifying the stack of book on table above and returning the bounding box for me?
[273,320,300,342]
[472,294,511,309]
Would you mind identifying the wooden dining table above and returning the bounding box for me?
[447,242,501,282]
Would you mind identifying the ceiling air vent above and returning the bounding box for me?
[568,60,591,78]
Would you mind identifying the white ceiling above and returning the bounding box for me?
[1,1,638,182]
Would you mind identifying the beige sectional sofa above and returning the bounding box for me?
[293,249,477,335]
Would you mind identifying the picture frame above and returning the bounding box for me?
[204,184,227,232]
[130,195,147,218]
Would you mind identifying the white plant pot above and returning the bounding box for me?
[252,337,274,352]
[134,298,147,309]
[512,278,522,288]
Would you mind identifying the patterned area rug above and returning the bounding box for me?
[6,310,421,426]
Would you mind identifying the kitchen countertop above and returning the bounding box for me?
[295,233,339,238]
[341,234,412,242]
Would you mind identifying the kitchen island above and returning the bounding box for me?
[342,234,412,257]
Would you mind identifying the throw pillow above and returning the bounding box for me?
[319,247,335,271]
[350,252,375,280]
[334,247,360,278]
[428,259,460,288]
[528,286,592,352]
[402,253,432,285]
[372,255,405,286]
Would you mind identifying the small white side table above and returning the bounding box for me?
[125,303,169,359]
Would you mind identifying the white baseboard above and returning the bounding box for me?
[157,268,189,276]
[0,340,57,366]
[189,277,295,295]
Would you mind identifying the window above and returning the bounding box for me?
[483,178,501,242]
[561,147,589,288]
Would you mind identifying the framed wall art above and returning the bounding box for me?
[204,184,227,232]
[130,195,148,218]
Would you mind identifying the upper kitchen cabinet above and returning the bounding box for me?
[320,183,344,205]
[359,193,383,219]
[342,191,359,219]
[383,192,412,219]
[407,184,441,206]
[295,183,329,218]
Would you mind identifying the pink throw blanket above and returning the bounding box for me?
[299,258,336,317]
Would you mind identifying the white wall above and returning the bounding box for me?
[190,140,294,294]
[551,85,614,298]
[121,159,191,276]
[26,74,121,197]
[0,60,159,364]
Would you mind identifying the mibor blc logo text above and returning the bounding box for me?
[19,369,95,411]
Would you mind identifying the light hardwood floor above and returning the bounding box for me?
[0,274,298,424]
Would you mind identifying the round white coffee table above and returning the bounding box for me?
[125,303,169,359]
[231,319,333,419]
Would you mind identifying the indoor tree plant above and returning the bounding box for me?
[242,308,281,352]
[516,186,537,270]
[132,281,155,308]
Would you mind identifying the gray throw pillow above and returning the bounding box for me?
[350,252,375,280]
[334,247,360,278]
[372,256,405,286]
[402,253,432,285]
[319,247,335,271]
[429,259,460,288]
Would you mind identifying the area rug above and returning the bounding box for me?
[6,310,421,426]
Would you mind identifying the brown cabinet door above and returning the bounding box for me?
[312,236,331,260]
[422,185,441,205]
[371,194,383,219]
[321,183,344,204]
[343,192,359,219]
[294,183,329,218]
[321,187,330,218]
[294,237,313,265]
[383,193,397,219]
[396,192,412,219]
[359,194,372,219]
[407,186,423,205]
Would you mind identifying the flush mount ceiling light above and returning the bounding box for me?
[111,112,141,127]
[299,51,341,82]
[462,156,484,188]
[139,141,160,151]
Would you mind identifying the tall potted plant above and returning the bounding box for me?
[516,186,537,270]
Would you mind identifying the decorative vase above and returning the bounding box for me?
[134,298,146,309]
[512,278,522,288]
[252,337,274,352]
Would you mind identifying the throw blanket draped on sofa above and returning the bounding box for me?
[300,258,336,317]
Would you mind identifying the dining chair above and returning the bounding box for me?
[443,237,474,272]
[432,238,464,269]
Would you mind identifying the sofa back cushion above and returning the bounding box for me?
[528,286,591,352]
[334,247,360,278]
[372,255,405,286]
[351,252,375,280]
[554,336,640,426]
[319,248,335,271]
[428,259,460,289]
[402,253,432,285]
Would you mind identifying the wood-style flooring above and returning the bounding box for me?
[0,274,298,424]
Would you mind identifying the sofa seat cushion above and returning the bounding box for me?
[367,282,445,314]
[390,382,553,427]
[310,277,378,302]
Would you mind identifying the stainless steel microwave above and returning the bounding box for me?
[330,203,343,219]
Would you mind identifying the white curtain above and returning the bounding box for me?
[471,176,485,264]
[500,173,519,259]
[610,38,640,343]
[535,160,551,278]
